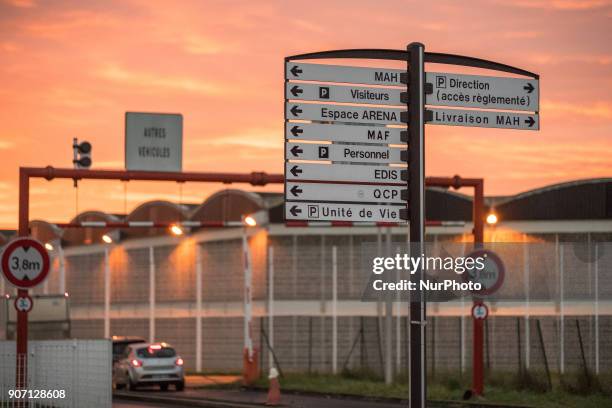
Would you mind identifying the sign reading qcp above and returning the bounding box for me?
[1,238,50,289]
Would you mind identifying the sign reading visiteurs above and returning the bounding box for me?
[284,62,409,223]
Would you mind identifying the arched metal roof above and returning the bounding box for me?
[62,211,122,246]
[190,189,265,225]
[124,200,190,239]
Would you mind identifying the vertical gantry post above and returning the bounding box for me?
[407,42,426,408]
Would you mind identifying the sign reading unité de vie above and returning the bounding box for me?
[125,112,183,172]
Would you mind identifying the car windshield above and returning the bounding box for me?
[136,346,176,358]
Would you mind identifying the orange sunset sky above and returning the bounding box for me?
[0,0,610,228]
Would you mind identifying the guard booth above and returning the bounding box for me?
[3,294,70,340]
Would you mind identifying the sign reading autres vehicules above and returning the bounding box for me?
[125,112,183,172]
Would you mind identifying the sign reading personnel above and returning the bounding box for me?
[125,112,183,172]
[1,238,50,289]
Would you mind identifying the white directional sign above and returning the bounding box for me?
[285,123,405,145]
[286,83,403,106]
[286,62,405,86]
[286,202,405,223]
[286,142,406,164]
[286,182,405,204]
[428,108,539,130]
[286,103,405,125]
[426,72,539,112]
[286,163,405,185]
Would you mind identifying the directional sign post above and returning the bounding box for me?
[285,44,540,407]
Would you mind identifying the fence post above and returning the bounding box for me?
[332,246,338,374]
[268,246,275,370]
[524,238,530,369]
[149,246,155,343]
[195,244,202,372]
[308,316,313,374]
[559,241,565,374]
[384,227,393,384]
[59,244,66,294]
[594,243,599,375]
[104,247,110,338]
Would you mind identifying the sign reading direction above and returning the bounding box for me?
[427,108,539,130]
[286,202,404,223]
[286,182,405,204]
[286,62,405,86]
[287,103,405,125]
[1,238,50,289]
[14,295,33,313]
[286,123,405,145]
[286,142,406,164]
[125,112,183,172]
[426,72,539,112]
[286,163,405,185]
[286,83,403,106]
[471,303,489,320]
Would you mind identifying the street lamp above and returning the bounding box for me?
[45,242,54,251]
[170,224,184,236]
[243,216,257,227]
[486,212,498,226]
[102,234,113,244]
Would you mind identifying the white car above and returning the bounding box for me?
[113,342,185,391]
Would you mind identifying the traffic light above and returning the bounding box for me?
[73,138,92,169]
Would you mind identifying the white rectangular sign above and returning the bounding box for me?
[286,142,406,164]
[286,82,403,106]
[285,122,405,145]
[125,112,183,172]
[286,162,405,184]
[286,62,405,86]
[426,72,539,112]
[428,108,539,130]
[286,103,405,125]
[286,201,405,223]
[286,182,406,204]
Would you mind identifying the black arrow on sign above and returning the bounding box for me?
[290,165,302,177]
[290,105,302,117]
[523,83,535,94]
[290,65,302,77]
[290,86,303,97]
[290,185,303,197]
[289,205,302,216]
[290,145,303,157]
[525,116,535,127]
[290,125,303,137]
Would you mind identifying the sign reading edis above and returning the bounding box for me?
[125,112,183,172]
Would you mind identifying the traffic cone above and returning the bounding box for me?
[265,367,281,406]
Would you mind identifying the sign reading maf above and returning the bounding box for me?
[125,112,183,172]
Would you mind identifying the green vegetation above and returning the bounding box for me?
[246,369,612,408]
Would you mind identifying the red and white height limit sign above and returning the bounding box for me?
[1,238,50,289]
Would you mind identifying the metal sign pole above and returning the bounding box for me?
[407,42,426,408]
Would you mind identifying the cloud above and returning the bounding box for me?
[542,100,612,119]
[503,0,611,10]
[2,0,35,8]
[0,140,15,150]
[96,64,228,95]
